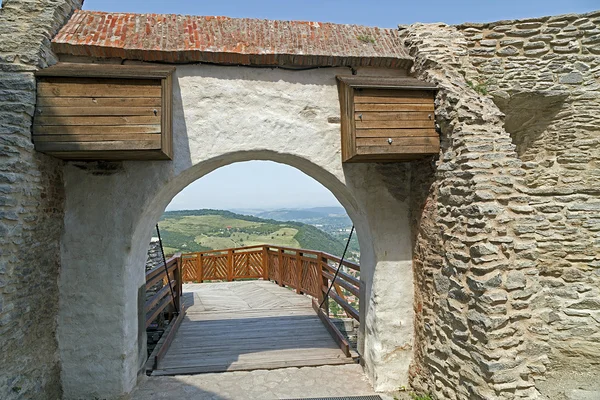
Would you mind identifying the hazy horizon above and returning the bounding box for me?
[165,161,344,211]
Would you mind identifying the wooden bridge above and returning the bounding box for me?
[143,245,361,376]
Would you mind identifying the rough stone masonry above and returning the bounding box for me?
[404,10,600,400]
[0,1,82,399]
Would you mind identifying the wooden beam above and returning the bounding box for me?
[145,305,186,374]
[324,287,360,322]
[35,62,176,79]
[322,263,361,288]
[322,270,360,297]
[312,299,351,357]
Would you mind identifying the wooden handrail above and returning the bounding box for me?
[180,244,361,322]
[321,251,360,271]
[145,254,178,283]
[145,253,183,328]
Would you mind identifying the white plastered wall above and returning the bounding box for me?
[58,64,415,399]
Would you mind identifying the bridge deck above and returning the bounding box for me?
[152,280,356,376]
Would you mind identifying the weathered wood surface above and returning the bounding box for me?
[152,281,357,376]
[33,63,174,160]
[336,75,439,162]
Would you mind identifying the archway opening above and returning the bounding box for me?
[142,159,363,376]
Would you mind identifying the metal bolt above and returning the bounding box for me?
[428,114,432,120]
[388,138,393,144]
[153,109,158,116]
[358,113,363,121]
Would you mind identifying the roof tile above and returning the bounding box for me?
[52,10,412,68]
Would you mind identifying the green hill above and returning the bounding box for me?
[158,209,347,256]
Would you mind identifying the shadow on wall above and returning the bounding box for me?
[493,91,568,160]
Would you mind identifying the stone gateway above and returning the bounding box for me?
[0,2,599,399]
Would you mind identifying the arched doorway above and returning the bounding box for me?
[144,160,363,375]
[57,65,414,399]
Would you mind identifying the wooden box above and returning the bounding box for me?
[337,76,439,162]
[33,63,175,160]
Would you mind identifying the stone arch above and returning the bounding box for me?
[126,149,373,298]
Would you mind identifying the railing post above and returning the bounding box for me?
[319,253,329,316]
[175,254,182,312]
[197,252,204,283]
[262,246,269,281]
[277,248,284,287]
[296,251,302,294]
[227,249,234,281]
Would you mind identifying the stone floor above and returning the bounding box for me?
[132,364,407,400]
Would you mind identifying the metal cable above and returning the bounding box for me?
[319,225,355,309]
[156,224,179,314]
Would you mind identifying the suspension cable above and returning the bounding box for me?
[319,225,355,309]
[156,224,179,314]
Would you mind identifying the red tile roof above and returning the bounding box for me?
[52,10,412,68]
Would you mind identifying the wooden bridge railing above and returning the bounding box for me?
[144,254,183,328]
[180,245,360,322]
[144,253,186,372]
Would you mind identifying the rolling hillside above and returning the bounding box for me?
[158,209,348,256]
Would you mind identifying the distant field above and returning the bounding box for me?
[158,209,347,257]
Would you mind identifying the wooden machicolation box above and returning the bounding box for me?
[33,63,175,160]
[337,76,439,163]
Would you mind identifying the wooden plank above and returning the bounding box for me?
[36,97,162,108]
[35,62,176,79]
[327,289,360,322]
[37,80,161,98]
[355,89,434,98]
[338,79,356,162]
[145,281,175,312]
[227,250,234,281]
[33,134,160,142]
[37,106,161,116]
[322,263,361,288]
[161,74,173,159]
[153,306,185,369]
[146,293,173,328]
[355,111,432,121]
[35,139,162,152]
[321,252,361,272]
[355,103,434,112]
[296,251,302,294]
[356,128,438,138]
[153,281,357,375]
[262,246,269,280]
[33,124,162,135]
[42,149,171,160]
[356,137,439,147]
[34,115,160,126]
[356,144,440,155]
[356,120,435,129]
[146,258,178,285]
[336,75,437,90]
[322,270,360,298]
[312,299,351,357]
[354,96,433,104]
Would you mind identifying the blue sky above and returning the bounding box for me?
[82,0,598,28]
[81,0,599,211]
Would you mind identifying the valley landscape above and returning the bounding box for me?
[158,207,359,260]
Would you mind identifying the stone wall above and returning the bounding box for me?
[456,11,600,398]
[404,10,600,400]
[0,1,81,399]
